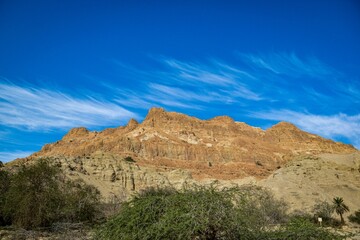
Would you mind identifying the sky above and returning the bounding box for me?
[0,0,359,162]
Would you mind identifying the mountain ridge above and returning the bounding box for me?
[5,108,359,214]
[10,107,356,178]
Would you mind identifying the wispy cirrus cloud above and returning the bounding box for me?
[250,109,360,149]
[2,52,359,154]
[0,150,34,162]
[240,52,339,78]
[0,82,137,131]
[112,57,262,111]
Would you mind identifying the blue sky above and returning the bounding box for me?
[1,0,359,162]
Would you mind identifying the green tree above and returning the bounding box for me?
[2,160,63,228]
[333,197,349,225]
[2,159,101,229]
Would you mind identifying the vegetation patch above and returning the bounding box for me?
[0,159,101,230]
[123,156,136,163]
[348,209,360,224]
[95,185,343,240]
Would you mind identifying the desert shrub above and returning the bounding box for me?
[60,179,101,223]
[268,216,344,240]
[1,159,101,229]
[348,210,360,224]
[233,185,288,229]
[123,156,135,163]
[312,200,339,226]
[95,185,288,240]
[2,160,63,229]
[0,169,11,226]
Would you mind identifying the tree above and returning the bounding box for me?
[2,160,63,228]
[2,159,101,229]
[333,197,349,225]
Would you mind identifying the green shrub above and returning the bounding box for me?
[269,216,344,240]
[348,210,360,224]
[123,156,136,163]
[1,159,101,229]
[60,179,101,223]
[95,185,288,240]
[0,169,11,226]
[312,200,341,226]
[2,160,63,228]
[233,185,288,229]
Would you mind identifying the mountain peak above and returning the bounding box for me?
[209,116,235,124]
[126,118,139,130]
[268,121,300,131]
[62,127,89,140]
[12,108,356,181]
[145,107,166,119]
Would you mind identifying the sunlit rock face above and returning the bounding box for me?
[9,108,358,210]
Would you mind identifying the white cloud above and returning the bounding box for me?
[0,150,34,162]
[241,52,338,78]
[250,109,360,149]
[112,57,262,111]
[0,82,137,130]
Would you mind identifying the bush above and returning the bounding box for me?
[1,159,101,229]
[349,210,360,224]
[312,200,339,226]
[2,160,63,228]
[60,179,101,223]
[0,169,11,226]
[234,185,288,229]
[95,185,288,240]
[123,156,136,163]
[269,216,344,240]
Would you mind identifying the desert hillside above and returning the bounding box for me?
[6,108,359,214]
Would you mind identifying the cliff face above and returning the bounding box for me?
[9,108,357,202]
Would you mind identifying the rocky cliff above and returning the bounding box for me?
[7,108,359,211]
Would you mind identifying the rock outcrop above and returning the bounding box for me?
[7,108,359,211]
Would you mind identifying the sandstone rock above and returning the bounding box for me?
[6,108,359,212]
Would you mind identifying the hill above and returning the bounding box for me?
[6,108,359,214]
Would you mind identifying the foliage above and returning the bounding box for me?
[333,197,350,224]
[60,179,101,223]
[123,156,136,163]
[95,185,288,240]
[312,200,339,226]
[1,160,62,228]
[235,185,288,228]
[348,210,360,224]
[0,159,101,229]
[0,170,11,225]
[267,216,345,240]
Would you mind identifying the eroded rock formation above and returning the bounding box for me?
[8,108,358,206]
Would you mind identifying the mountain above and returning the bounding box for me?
[6,107,359,213]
